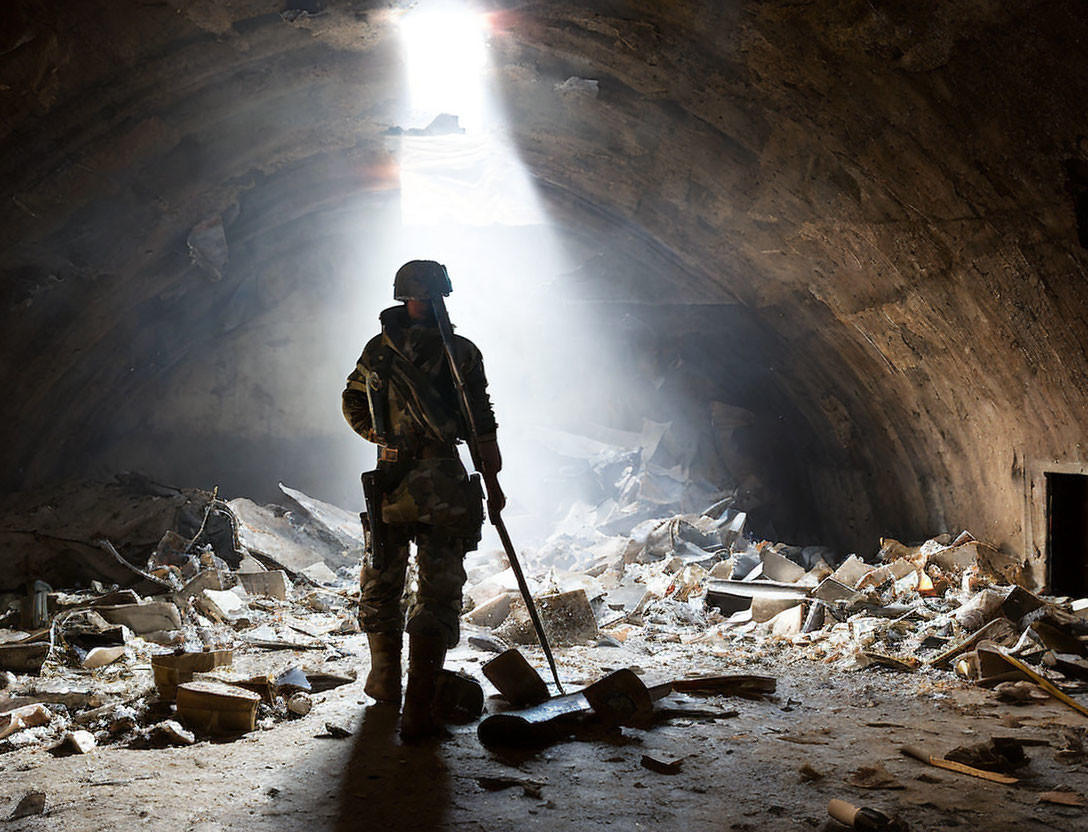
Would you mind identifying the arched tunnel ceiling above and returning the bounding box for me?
[3,0,1088,577]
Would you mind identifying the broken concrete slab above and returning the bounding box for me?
[705,579,809,615]
[237,570,288,600]
[151,650,233,700]
[174,569,225,602]
[300,561,339,585]
[0,641,49,673]
[81,645,126,669]
[483,649,550,706]
[196,588,247,622]
[96,602,182,635]
[927,541,1026,585]
[832,554,875,587]
[278,482,367,551]
[495,589,599,647]
[751,596,804,623]
[761,549,806,583]
[767,604,805,637]
[176,680,261,734]
[464,593,512,628]
[229,497,354,572]
[812,577,860,604]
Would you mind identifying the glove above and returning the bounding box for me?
[476,436,505,518]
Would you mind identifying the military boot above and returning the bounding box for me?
[364,632,403,705]
[399,631,447,741]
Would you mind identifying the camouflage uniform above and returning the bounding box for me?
[342,304,496,647]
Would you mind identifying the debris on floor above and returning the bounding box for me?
[0,476,364,756]
[827,797,908,831]
[3,466,1088,825]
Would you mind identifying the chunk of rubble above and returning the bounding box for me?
[238,570,288,600]
[52,729,97,755]
[196,588,248,622]
[761,549,806,583]
[767,604,805,637]
[494,589,599,647]
[300,562,339,584]
[0,641,50,673]
[464,593,512,628]
[229,497,354,573]
[9,791,47,820]
[176,680,261,734]
[0,703,52,739]
[96,601,182,635]
[832,555,875,587]
[150,719,195,746]
[82,645,126,669]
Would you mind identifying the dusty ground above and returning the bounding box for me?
[2,633,1087,832]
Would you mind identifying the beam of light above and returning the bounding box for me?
[398,6,489,130]
[395,4,545,228]
[374,2,591,549]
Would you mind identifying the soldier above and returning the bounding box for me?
[342,260,504,740]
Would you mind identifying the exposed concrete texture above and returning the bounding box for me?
[2,1,1088,581]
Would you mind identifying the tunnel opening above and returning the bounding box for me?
[1046,470,1088,596]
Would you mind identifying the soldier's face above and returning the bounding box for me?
[405,299,430,321]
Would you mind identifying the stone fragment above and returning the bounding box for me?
[301,562,339,584]
[175,569,225,602]
[494,590,599,647]
[751,596,803,623]
[832,555,875,588]
[96,602,182,635]
[760,549,806,583]
[176,680,261,734]
[238,570,288,600]
[54,729,97,755]
[813,577,859,604]
[197,588,247,622]
[9,791,46,820]
[0,703,52,740]
[464,593,512,628]
[767,604,805,637]
[286,692,312,716]
[151,719,195,746]
[467,634,508,654]
[82,645,126,669]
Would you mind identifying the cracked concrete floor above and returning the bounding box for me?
[1,633,1087,831]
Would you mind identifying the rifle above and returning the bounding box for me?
[360,469,391,571]
[431,285,565,695]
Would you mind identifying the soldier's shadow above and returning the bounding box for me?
[335,704,450,831]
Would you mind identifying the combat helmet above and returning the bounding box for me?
[394,260,452,300]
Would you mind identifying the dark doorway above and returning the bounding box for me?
[1047,472,1088,596]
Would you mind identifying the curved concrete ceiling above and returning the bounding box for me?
[3,0,1087,576]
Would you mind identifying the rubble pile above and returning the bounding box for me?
[466,503,1088,720]
[4,459,1088,763]
[0,476,363,755]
